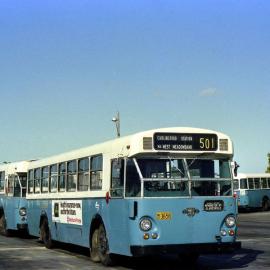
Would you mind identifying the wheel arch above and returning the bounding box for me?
[39,211,49,229]
[0,207,4,218]
[262,195,269,202]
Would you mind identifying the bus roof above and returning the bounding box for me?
[0,160,33,174]
[28,127,233,169]
[235,173,270,179]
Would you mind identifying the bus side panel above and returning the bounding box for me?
[49,199,91,248]
[27,200,46,237]
[247,190,265,208]
[15,198,28,230]
[3,197,21,230]
[49,198,131,253]
[238,194,249,208]
[28,198,130,251]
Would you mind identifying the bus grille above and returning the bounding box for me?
[143,137,153,150]
[219,139,228,151]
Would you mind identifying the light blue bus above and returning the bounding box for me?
[26,127,241,265]
[0,161,30,236]
[234,173,270,211]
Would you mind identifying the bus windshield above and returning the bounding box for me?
[127,158,232,198]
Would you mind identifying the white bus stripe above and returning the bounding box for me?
[0,247,46,251]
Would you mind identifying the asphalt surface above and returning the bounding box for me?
[0,211,269,269]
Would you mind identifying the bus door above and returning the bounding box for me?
[5,175,17,229]
[108,158,130,255]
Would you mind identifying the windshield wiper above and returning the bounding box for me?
[167,156,185,177]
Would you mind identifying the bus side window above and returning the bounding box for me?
[50,164,58,193]
[125,159,141,197]
[67,160,77,192]
[78,157,89,191]
[254,178,260,189]
[240,178,248,189]
[90,155,103,190]
[41,166,49,193]
[248,178,254,189]
[262,178,268,189]
[34,168,41,193]
[59,162,66,192]
[111,159,124,197]
[0,171,4,192]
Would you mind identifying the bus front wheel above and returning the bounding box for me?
[90,228,100,262]
[40,218,53,249]
[0,215,11,237]
[97,223,115,266]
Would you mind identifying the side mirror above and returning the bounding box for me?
[232,161,240,177]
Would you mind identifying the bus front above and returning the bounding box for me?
[124,129,241,258]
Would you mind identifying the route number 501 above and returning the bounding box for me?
[199,138,215,149]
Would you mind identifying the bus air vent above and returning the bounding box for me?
[143,137,152,150]
[219,139,228,151]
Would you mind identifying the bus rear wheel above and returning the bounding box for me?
[262,198,270,211]
[0,215,11,237]
[96,223,115,266]
[40,218,53,249]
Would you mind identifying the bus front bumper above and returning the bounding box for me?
[130,241,241,256]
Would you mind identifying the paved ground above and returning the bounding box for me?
[0,211,269,269]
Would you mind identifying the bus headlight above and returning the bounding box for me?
[225,215,236,228]
[139,218,152,231]
[19,207,27,216]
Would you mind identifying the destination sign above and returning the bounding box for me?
[153,133,218,151]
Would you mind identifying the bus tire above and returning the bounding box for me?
[90,228,101,262]
[97,223,115,266]
[40,218,53,249]
[262,198,269,211]
[0,215,11,237]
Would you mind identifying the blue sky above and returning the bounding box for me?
[0,0,269,172]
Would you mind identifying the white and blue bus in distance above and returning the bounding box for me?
[26,127,241,265]
[234,173,270,211]
[0,161,31,236]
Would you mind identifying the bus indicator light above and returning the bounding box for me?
[220,230,227,236]
[106,192,110,204]
[143,233,150,240]
[229,230,235,236]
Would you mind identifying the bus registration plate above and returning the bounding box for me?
[204,200,224,211]
[156,212,172,220]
